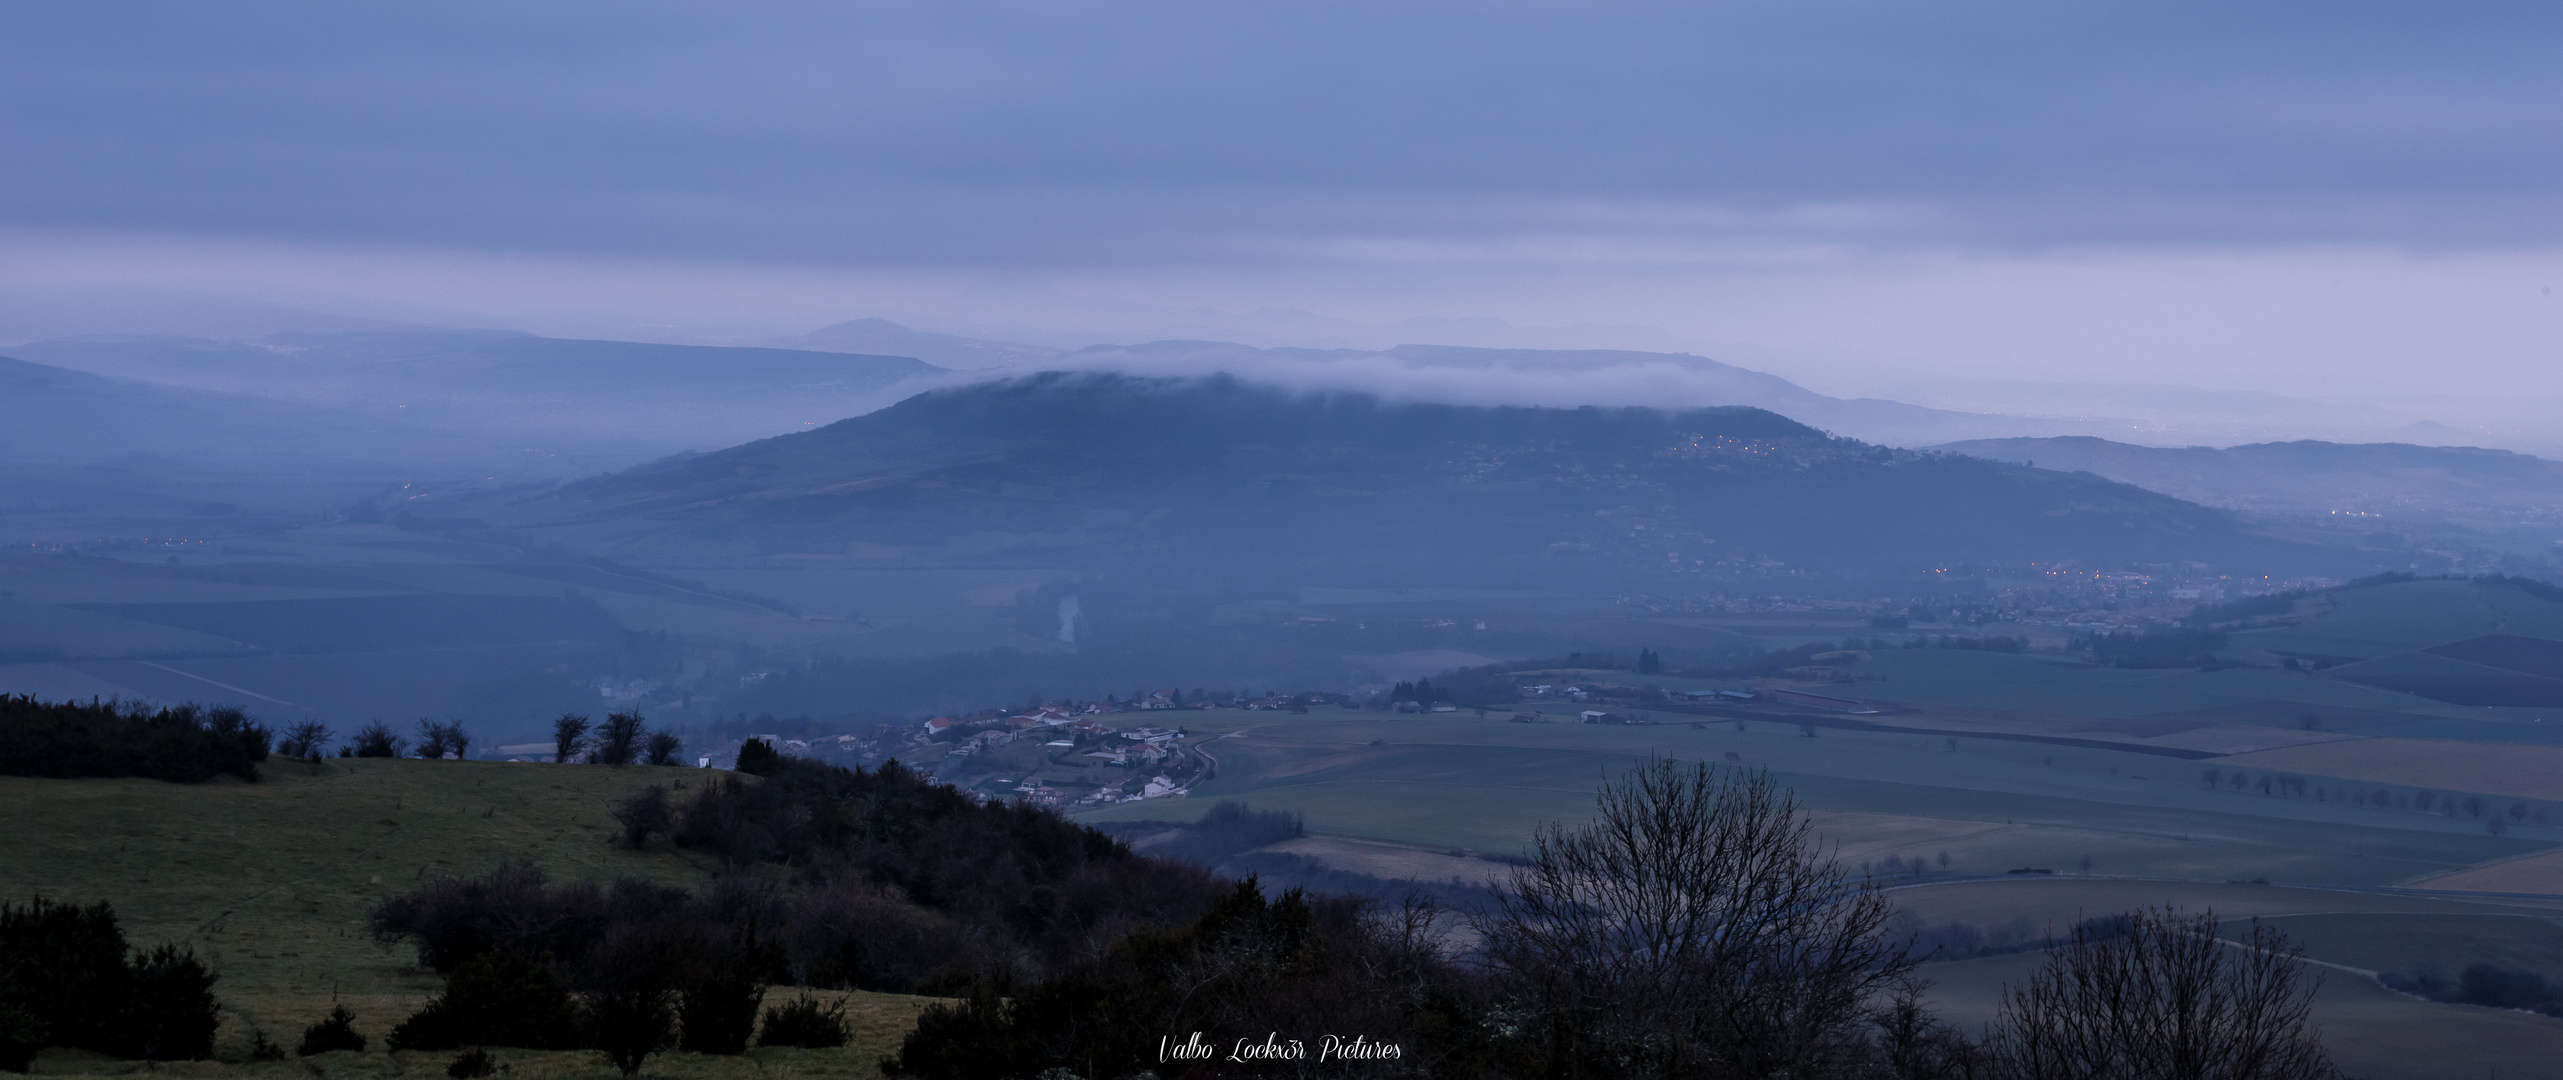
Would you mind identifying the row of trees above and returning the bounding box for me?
[551,712,683,766]
[270,718,473,760]
[0,698,690,770]
[2086,627,2234,669]
[271,711,686,766]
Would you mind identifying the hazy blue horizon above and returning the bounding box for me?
[5,2,2559,402]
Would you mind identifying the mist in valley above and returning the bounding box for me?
[12,6,2563,1077]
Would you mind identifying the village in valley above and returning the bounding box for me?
[562,664,1799,811]
[607,690,1351,809]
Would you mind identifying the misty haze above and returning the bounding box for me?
[6,5,2563,1080]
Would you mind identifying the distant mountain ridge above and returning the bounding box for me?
[0,353,481,467]
[509,371,2361,585]
[1044,339,2082,447]
[1934,435,2563,520]
[11,330,950,469]
[780,322,2212,446]
[782,317,1062,368]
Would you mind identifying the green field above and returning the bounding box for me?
[2234,578,2563,662]
[1659,578,2563,733]
[2245,912,2563,978]
[1841,648,2449,718]
[0,760,932,1078]
[1081,712,2556,885]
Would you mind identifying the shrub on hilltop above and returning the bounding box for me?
[352,720,405,758]
[0,695,269,783]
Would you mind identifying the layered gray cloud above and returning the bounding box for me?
[6,1,2559,265]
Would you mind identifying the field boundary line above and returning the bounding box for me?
[2394,843,2563,889]
[1648,703,2222,760]
[136,661,310,711]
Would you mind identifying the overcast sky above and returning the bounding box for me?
[4,1,2559,397]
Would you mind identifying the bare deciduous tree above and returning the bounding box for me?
[1478,756,1914,1079]
[643,730,684,767]
[1987,907,2339,1080]
[595,711,646,766]
[414,718,451,760]
[552,713,590,763]
[412,720,469,760]
[278,721,332,759]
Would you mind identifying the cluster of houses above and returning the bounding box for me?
[1519,682,1756,705]
[905,702,1204,808]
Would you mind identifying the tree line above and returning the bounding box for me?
[0,695,271,782]
[0,695,701,779]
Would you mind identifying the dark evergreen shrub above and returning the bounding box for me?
[118,944,220,1061]
[297,1004,366,1056]
[0,897,127,1053]
[577,917,687,1076]
[446,1047,495,1078]
[0,896,219,1061]
[204,706,273,762]
[2460,962,2552,1008]
[247,1030,287,1062]
[369,864,698,977]
[733,738,779,776]
[756,994,848,1048]
[883,879,1480,1080]
[0,993,38,1073]
[2089,627,2232,668]
[612,787,671,849]
[583,986,675,1077]
[1150,800,1303,865]
[644,732,684,767]
[0,696,269,782]
[387,951,582,1051]
[369,860,603,974]
[675,948,764,1055]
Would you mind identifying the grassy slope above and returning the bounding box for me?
[0,759,931,1079]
